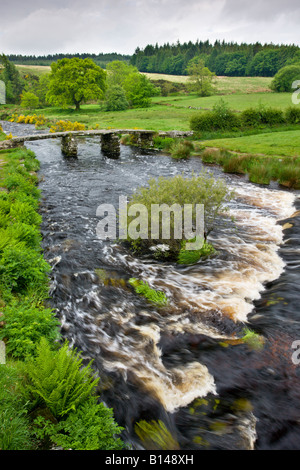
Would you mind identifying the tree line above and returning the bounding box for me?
[130,40,300,77]
[5,40,300,77]
[6,52,131,68]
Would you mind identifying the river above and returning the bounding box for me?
[2,120,300,450]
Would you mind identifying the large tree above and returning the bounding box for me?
[46,58,106,110]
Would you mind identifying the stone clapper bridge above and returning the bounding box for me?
[0,128,193,158]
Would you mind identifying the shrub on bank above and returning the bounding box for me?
[240,105,285,127]
[285,106,300,124]
[170,139,194,159]
[199,148,300,189]
[190,102,300,133]
[190,100,240,132]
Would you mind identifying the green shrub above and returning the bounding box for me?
[33,399,125,450]
[222,153,254,174]
[0,244,50,295]
[3,189,40,211]
[22,338,99,418]
[240,107,261,127]
[9,200,42,226]
[0,300,60,359]
[0,223,41,250]
[190,100,240,132]
[277,161,300,189]
[21,91,40,109]
[105,85,129,111]
[211,99,241,130]
[0,364,33,450]
[260,107,285,125]
[285,106,300,124]
[248,161,273,185]
[3,172,40,199]
[190,111,215,132]
[270,65,300,92]
[170,140,194,159]
[0,198,42,229]
[126,171,233,258]
[129,278,168,306]
[241,105,285,127]
[153,136,174,150]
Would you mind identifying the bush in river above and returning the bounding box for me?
[170,139,194,159]
[125,170,233,262]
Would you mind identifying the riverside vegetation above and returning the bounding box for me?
[0,52,299,449]
[0,130,125,450]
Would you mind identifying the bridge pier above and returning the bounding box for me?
[101,133,120,159]
[61,135,78,157]
[0,140,24,149]
[137,131,155,149]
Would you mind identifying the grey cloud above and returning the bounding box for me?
[221,0,300,22]
[0,0,299,55]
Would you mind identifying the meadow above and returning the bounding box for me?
[3,65,300,163]
[201,130,300,158]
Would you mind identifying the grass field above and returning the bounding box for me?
[2,70,300,159]
[153,92,295,112]
[144,72,273,95]
[201,130,300,157]
[15,102,199,132]
[13,88,294,133]
[16,64,51,76]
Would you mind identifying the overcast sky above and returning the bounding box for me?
[1,0,300,56]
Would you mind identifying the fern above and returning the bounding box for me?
[0,300,60,359]
[23,338,99,418]
[33,399,125,450]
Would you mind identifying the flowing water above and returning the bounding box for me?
[2,121,300,450]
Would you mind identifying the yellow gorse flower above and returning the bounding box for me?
[8,113,46,128]
[49,120,86,133]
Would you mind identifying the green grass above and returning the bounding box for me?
[153,92,295,112]
[4,103,199,132]
[201,130,300,157]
